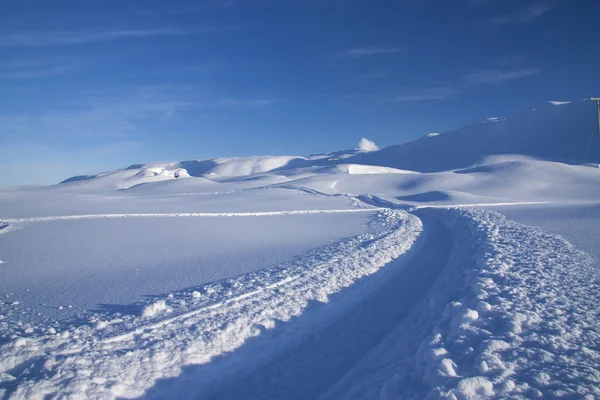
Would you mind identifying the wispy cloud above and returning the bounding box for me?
[0,86,277,142]
[0,65,74,79]
[0,27,220,47]
[138,0,287,15]
[0,57,76,79]
[337,47,403,58]
[361,72,389,80]
[216,98,278,108]
[387,65,539,103]
[389,86,461,102]
[140,0,236,15]
[467,0,497,5]
[490,3,555,25]
[465,67,541,84]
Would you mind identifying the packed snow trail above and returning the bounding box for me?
[323,207,600,400]
[151,215,452,400]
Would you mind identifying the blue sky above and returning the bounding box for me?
[1,0,599,185]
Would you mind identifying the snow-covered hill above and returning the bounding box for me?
[1,100,600,399]
[350,100,600,172]
[60,100,600,191]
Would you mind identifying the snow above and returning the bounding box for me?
[0,200,371,324]
[141,300,168,318]
[351,100,600,171]
[0,207,421,399]
[1,100,600,399]
[323,207,600,400]
[208,156,305,177]
[332,164,415,175]
[490,203,600,261]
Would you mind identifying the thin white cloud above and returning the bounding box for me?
[0,27,219,47]
[389,86,461,102]
[139,0,287,15]
[141,0,236,15]
[337,47,403,58]
[0,87,277,142]
[465,67,540,84]
[0,65,74,79]
[490,3,555,25]
[0,57,76,79]
[361,72,389,80]
[216,98,278,108]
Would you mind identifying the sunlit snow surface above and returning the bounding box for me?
[1,101,600,399]
[0,212,370,323]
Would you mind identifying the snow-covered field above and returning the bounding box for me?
[1,101,600,399]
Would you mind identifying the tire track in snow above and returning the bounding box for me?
[3,208,377,225]
[102,275,302,345]
[196,214,453,400]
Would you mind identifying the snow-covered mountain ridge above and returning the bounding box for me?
[60,100,600,189]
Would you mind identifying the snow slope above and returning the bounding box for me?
[350,100,600,171]
[1,100,600,399]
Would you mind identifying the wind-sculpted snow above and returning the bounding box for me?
[0,209,422,399]
[327,207,600,399]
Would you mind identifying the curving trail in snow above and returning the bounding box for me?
[193,214,453,400]
[324,207,600,400]
[1,186,599,399]
[0,207,423,399]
